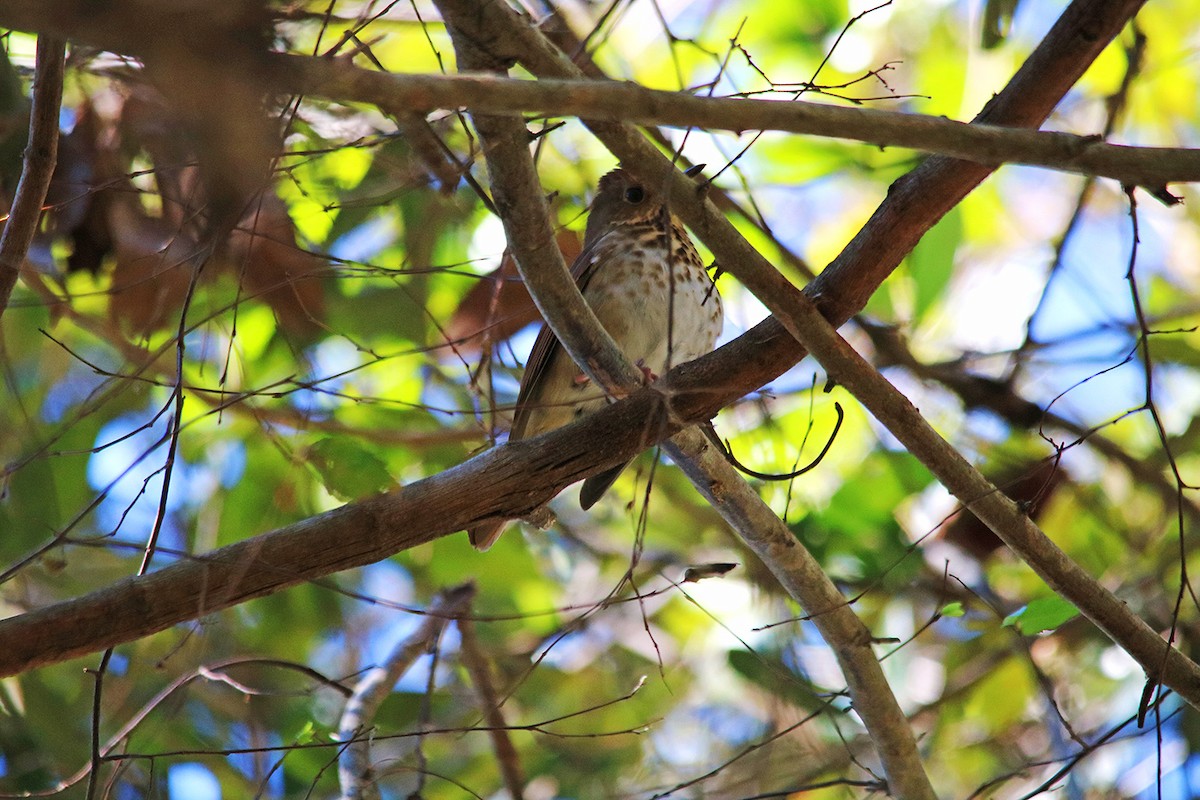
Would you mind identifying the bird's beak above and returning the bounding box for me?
[684,163,706,178]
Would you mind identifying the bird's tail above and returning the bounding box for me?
[467,520,508,551]
[579,461,629,510]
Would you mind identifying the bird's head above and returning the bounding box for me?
[584,168,678,244]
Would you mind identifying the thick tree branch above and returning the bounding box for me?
[1,1,1181,741]
[2,7,1186,190]
[0,35,64,316]
[757,286,1200,710]
[275,62,1200,188]
[443,9,936,796]
[0,340,767,678]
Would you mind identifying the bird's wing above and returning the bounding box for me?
[509,236,609,440]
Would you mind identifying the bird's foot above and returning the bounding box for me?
[636,359,658,384]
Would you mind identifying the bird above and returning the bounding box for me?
[468,166,723,550]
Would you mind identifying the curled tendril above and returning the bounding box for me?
[708,402,844,481]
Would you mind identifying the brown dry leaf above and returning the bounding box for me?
[139,2,277,236]
[42,100,113,275]
[118,87,204,230]
[48,95,322,338]
[443,228,582,353]
[941,459,1066,561]
[105,195,198,337]
[225,193,327,337]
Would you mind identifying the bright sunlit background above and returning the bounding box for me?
[1,0,1198,797]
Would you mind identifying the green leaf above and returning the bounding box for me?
[940,602,965,618]
[727,648,825,712]
[982,0,1021,48]
[907,206,962,324]
[306,437,394,501]
[1002,597,1079,635]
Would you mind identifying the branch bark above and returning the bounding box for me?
[442,7,937,796]
[274,61,1200,188]
[0,35,65,317]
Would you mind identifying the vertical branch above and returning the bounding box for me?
[0,35,65,318]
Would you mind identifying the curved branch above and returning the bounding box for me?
[337,584,475,800]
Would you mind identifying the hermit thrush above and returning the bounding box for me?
[469,167,723,550]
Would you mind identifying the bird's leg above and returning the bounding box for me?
[572,361,656,387]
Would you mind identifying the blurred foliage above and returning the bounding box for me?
[1,1,1199,798]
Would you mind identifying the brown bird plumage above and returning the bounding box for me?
[469,168,723,550]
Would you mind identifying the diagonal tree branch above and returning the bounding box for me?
[442,7,937,796]
[3,0,1190,745]
[753,277,1200,712]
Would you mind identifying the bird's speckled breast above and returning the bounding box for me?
[520,219,722,437]
[584,220,721,373]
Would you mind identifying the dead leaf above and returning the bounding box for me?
[225,192,327,337]
[443,228,582,353]
[106,195,197,337]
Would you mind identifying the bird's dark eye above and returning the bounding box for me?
[624,186,646,204]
